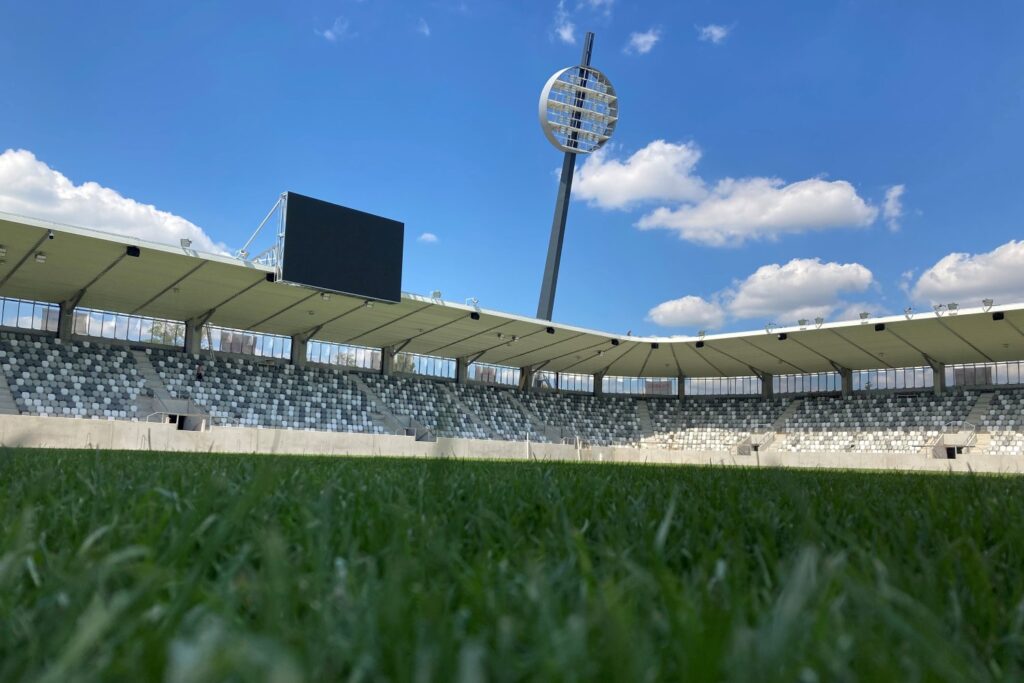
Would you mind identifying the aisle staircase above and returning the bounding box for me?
[0,370,19,415]
[440,384,498,439]
[347,373,418,437]
[635,400,654,439]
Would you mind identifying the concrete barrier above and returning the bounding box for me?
[1,414,1021,474]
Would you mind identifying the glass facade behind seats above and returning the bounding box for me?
[0,297,58,333]
[308,340,381,371]
[468,363,520,387]
[73,307,185,347]
[202,325,290,359]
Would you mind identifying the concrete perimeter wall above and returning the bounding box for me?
[1,414,1021,474]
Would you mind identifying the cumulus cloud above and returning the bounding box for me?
[0,149,224,253]
[553,0,576,44]
[574,141,706,210]
[883,184,905,231]
[624,29,661,55]
[727,258,874,322]
[417,232,439,244]
[913,240,1024,306]
[416,18,431,37]
[638,177,878,247]
[581,0,614,14]
[316,16,351,42]
[698,24,730,44]
[647,295,725,329]
[577,139,878,246]
[648,258,874,329]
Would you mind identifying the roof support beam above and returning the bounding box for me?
[131,261,208,315]
[302,301,367,339]
[487,330,580,365]
[425,321,513,356]
[248,291,319,331]
[189,275,268,327]
[827,329,894,368]
[933,317,994,363]
[0,230,51,292]
[739,337,807,374]
[381,313,474,351]
[343,303,434,345]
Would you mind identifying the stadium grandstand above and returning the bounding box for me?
[2,210,1024,468]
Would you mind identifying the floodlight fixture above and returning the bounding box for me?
[363,300,374,309]
[814,317,824,328]
[430,290,442,300]
[34,252,46,264]
[765,322,776,333]
[777,333,788,341]
[320,292,331,301]
[470,311,481,320]
[0,245,6,258]
[180,238,192,249]
[466,297,479,308]
[798,319,808,328]
[537,32,618,321]
[947,302,959,315]
[695,340,705,349]
[982,298,994,311]
[904,307,914,319]
[859,312,870,323]
[933,303,946,316]
[698,329,706,339]
[47,230,55,240]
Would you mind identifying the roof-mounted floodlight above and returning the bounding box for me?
[765,322,776,333]
[947,302,959,315]
[698,329,706,339]
[363,300,374,309]
[466,297,479,308]
[859,312,870,323]
[539,66,618,154]
[814,317,824,328]
[798,319,808,328]
[180,238,192,249]
[982,298,994,311]
[933,303,946,316]
[430,290,442,300]
[904,307,914,319]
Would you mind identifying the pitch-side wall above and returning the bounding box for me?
[0,415,1020,474]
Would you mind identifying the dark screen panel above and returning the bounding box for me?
[281,192,404,303]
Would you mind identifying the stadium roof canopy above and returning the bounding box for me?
[2,211,1023,378]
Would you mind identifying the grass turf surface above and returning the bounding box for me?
[2,450,1024,682]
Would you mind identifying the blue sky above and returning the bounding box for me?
[1,1,1023,336]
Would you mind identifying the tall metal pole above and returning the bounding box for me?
[536,32,594,321]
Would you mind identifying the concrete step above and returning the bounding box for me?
[766,399,803,452]
[966,391,994,426]
[131,350,174,402]
[347,373,407,435]
[0,369,19,415]
[635,400,654,437]
[439,384,498,439]
[505,393,549,440]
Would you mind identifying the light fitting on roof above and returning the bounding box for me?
[430,290,442,299]
[0,245,6,258]
[180,238,192,249]
[364,300,374,309]
[798,319,808,328]
[765,322,776,333]
[34,252,46,264]
[933,303,946,316]
[859,312,870,322]
[982,298,994,311]
[947,302,959,315]
[466,297,479,308]
[697,329,706,339]
[814,317,824,328]
[47,230,55,240]
[904,307,914,319]
[320,292,330,301]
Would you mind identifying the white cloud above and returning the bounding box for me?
[577,140,878,246]
[698,24,730,44]
[417,232,439,244]
[624,29,661,55]
[648,257,875,329]
[316,16,351,42]
[574,141,706,210]
[553,1,576,44]
[647,295,725,329]
[638,176,878,247]
[0,149,224,253]
[883,184,905,231]
[913,240,1024,306]
[580,0,614,14]
[416,18,431,37]
[727,258,874,322]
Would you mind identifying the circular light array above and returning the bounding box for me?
[538,65,618,154]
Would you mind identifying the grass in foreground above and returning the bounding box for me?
[2,450,1024,682]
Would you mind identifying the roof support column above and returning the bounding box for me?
[840,368,853,397]
[593,371,605,396]
[926,356,946,396]
[184,317,207,356]
[57,292,83,343]
[456,357,469,385]
[755,371,774,398]
[381,346,396,376]
[290,334,308,369]
[677,374,686,401]
[518,366,534,393]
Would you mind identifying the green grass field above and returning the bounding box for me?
[2,450,1024,682]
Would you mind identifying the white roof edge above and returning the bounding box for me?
[6,211,1024,351]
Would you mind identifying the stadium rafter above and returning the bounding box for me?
[2,211,1023,385]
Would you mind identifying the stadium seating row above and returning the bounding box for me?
[2,331,1023,455]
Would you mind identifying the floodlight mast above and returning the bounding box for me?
[536,32,595,321]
